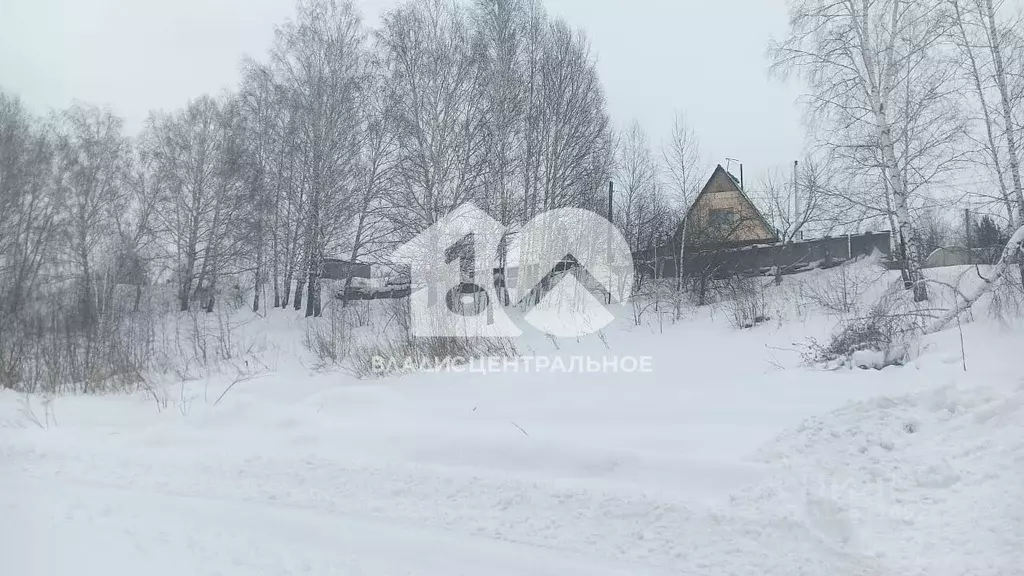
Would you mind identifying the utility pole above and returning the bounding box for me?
[792,160,799,241]
[607,180,614,304]
[965,208,972,264]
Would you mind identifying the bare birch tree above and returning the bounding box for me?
[756,159,839,245]
[237,61,280,313]
[533,18,611,212]
[269,0,368,317]
[662,111,707,212]
[0,93,59,323]
[118,134,160,312]
[948,0,1018,224]
[615,120,659,253]
[977,0,1024,221]
[54,104,130,327]
[150,96,241,312]
[769,0,965,301]
[377,0,489,236]
[473,0,527,276]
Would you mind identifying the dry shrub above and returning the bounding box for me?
[0,277,266,395]
[346,297,518,378]
[800,261,875,316]
[303,301,354,367]
[987,266,1024,325]
[349,336,518,378]
[803,287,925,369]
[723,276,770,329]
[0,285,157,394]
[631,280,673,327]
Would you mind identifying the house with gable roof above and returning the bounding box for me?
[679,164,778,251]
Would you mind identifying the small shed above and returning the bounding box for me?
[322,259,371,280]
[923,246,974,268]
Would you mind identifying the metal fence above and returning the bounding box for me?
[634,231,893,280]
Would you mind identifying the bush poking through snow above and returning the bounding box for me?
[804,289,923,369]
[306,297,519,378]
[349,336,518,378]
[800,260,874,316]
[723,276,770,329]
[303,303,353,367]
[984,266,1024,325]
[0,290,159,394]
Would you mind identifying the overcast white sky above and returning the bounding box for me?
[0,0,806,178]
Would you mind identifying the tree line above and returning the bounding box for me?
[769,0,1024,301]
[0,0,617,325]
[2,0,1023,389]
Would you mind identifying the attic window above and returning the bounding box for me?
[709,209,737,230]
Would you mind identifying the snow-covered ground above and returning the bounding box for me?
[2,261,1022,575]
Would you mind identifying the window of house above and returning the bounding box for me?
[709,209,737,230]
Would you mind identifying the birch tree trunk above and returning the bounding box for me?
[950,0,1016,226]
[860,0,928,302]
[769,0,960,304]
[982,0,1024,221]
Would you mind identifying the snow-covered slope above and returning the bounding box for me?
[2,262,1022,575]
